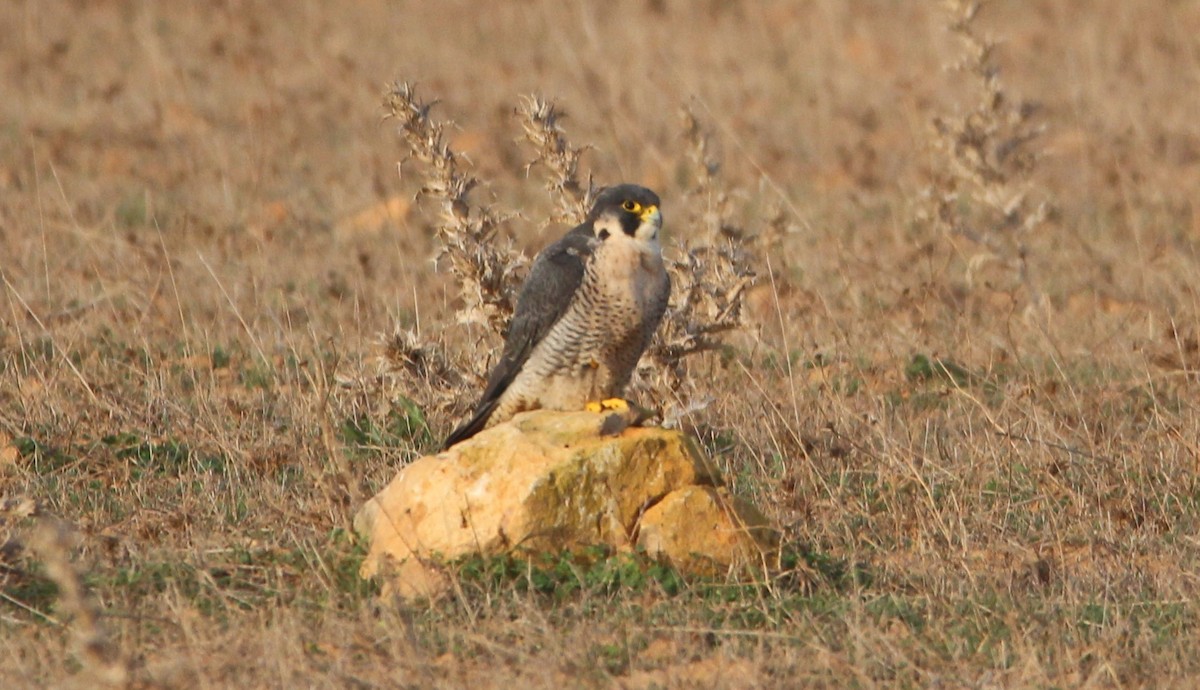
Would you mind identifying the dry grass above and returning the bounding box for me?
[3,1,1200,687]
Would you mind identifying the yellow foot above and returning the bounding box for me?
[585,398,630,413]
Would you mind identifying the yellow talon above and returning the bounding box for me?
[586,398,630,413]
[602,398,629,412]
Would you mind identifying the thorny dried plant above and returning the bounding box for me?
[920,0,1052,307]
[516,95,595,224]
[30,519,129,688]
[375,327,468,417]
[643,107,758,398]
[376,83,526,420]
[384,82,526,336]
[379,83,760,430]
[2,499,128,688]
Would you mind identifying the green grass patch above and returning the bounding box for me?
[340,396,432,455]
[100,432,226,477]
[14,436,77,474]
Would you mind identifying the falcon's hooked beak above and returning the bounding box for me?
[635,205,662,242]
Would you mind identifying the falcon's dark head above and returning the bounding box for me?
[588,184,662,244]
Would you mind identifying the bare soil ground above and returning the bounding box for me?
[3,1,1200,687]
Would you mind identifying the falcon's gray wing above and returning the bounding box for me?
[442,224,595,448]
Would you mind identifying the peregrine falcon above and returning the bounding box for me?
[443,184,671,449]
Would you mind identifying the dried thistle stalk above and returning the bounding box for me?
[384,82,526,335]
[24,515,129,688]
[646,106,758,390]
[922,0,1051,304]
[517,95,595,223]
[375,327,468,415]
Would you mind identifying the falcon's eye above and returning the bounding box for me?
[621,200,640,213]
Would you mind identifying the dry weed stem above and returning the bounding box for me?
[923,0,1052,306]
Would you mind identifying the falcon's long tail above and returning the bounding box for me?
[441,399,499,450]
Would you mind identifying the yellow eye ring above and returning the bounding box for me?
[622,200,639,212]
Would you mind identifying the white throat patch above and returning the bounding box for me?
[593,211,662,252]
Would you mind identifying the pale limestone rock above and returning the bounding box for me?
[636,485,780,575]
[354,409,779,599]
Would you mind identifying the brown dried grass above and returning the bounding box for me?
[2,1,1199,687]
